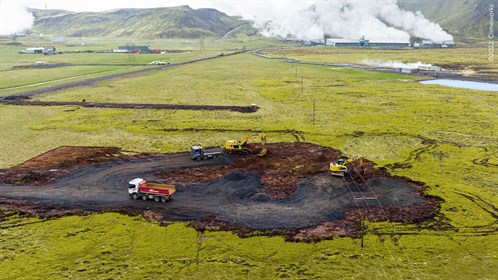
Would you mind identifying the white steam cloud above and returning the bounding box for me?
[361,59,432,69]
[0,3,34,35]
[230,0,453,43]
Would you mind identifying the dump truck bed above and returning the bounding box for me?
[140,182,176,196]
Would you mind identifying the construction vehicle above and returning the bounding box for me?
[128,178,176,202]
[191,145,223,160]
[330,156,364,177]
[224,133,268,156]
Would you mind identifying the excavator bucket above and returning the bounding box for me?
[258,147,267,157]
[331,171,345,177]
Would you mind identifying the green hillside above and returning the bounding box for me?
[29,2,495,43]
[29,6,251,39]
[398,0,496,43]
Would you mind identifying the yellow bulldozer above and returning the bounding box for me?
[224,133,267,156]
[330,156,364,177]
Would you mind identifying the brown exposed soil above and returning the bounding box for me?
[0,142,441,241]
[156,142,379,198]
[0,146,122,185]
[0,197,91,219]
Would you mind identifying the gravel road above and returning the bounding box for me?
[0,154,427,230]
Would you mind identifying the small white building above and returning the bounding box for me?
[19,47,46,54]
[19,46,56,54]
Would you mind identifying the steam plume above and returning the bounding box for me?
[234,0,453,43]
[0,3,34,35]
[361,59,432,69]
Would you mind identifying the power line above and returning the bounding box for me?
[340,176,389,279]
[356,172,424,278]
[373,141,433,279]
[345,174,405,279]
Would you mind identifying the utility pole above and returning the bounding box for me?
[312,100,316,125]
[127,42,135,63]
[199,37,205,52]
[361,218,365,248]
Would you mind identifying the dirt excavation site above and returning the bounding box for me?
[0,143,439,240]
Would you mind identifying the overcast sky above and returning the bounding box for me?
[3,0,223,12]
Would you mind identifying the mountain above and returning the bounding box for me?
[29,6,252,39]
[398,0,496,43]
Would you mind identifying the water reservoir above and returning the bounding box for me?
[420,79,498,92]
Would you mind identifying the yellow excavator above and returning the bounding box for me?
[330,156,364,177]
[224,133,267,156]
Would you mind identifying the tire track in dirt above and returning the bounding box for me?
[455,192,498,221]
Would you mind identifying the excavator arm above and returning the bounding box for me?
[256,133,267,156]
[224,133,268,156]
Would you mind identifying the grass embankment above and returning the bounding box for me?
[0,50,497,278]
[266,47,498,79]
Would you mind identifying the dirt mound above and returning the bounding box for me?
[157,142,379,198]
[157,142,366,198]
[0,197,91,219]
[0,146,121,185]
[1,100,259,113]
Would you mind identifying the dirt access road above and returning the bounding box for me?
[0,143,434,232]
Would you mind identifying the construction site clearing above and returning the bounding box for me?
[0,142,440,241]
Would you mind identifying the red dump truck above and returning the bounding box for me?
[128,178,176,202]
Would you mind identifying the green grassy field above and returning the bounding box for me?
[0,43,497,279]
[0,36,283,95]
[1,212,496,279]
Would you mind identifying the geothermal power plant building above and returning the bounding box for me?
[117,45,151,53]
[324,39,359,47]
[301,37,453,48]
[325,38,410,48]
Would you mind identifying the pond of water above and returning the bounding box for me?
[420,79,498,92]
